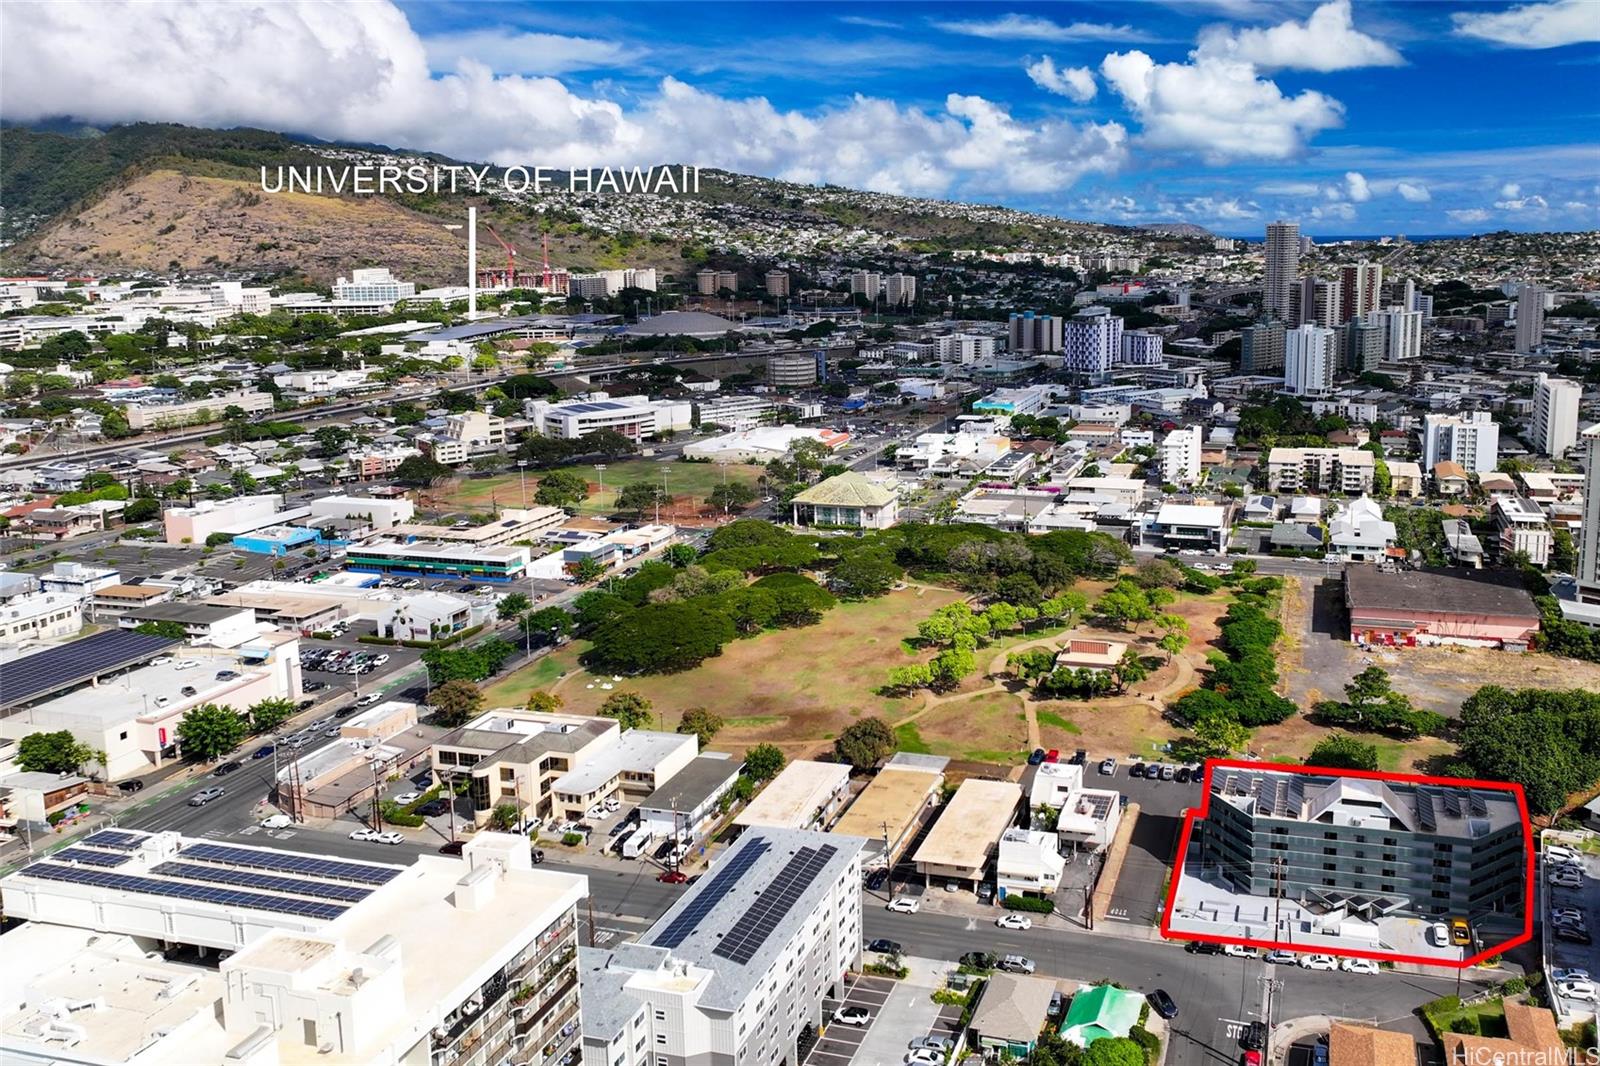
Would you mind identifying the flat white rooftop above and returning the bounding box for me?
[734,759,851,830]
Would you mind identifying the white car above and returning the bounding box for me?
[1427,922,1451,947]
[1553,967,1592,983]
[905,1051,943,1066]
[834,1006,871,1026]
[1549,872,1583,888]
[1340,957,1380,974]
[349,828,381,842]
[996,913,1032,931]
[374,654,390,665]
[1547,844,1583,863]
[1223,944,1257,958]
[259,814,292,829]
[886,896,920,914]
[393,792,421,805]
[1551,907,1586,922]
[356,693,381,706]
[150,656,173,666]
[373,831,405,845]
[1299,954,1338,971]
[1557,979,1598,1002]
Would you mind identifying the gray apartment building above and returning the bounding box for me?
[1196,769,1524,923]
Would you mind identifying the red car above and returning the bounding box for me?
[1240,1052,1262,1066]
[1044,749,1060,763]
[658,870,688,884]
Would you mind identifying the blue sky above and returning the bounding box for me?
[4,0,1598,235]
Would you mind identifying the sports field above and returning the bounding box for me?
[426,458,764,517]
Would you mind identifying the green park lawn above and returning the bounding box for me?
[434,458,764,516]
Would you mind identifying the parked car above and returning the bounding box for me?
[1340,957,1380,974]
[1263,950,1298,965]
[865,869,889,891]
[1147,988,1179,1019]
[117,779,145,793]
[373,831,404,845]
[1044,749,1060,763]
[908,1036,953,1053]
[355,693,381,707]
[1159,764,1176,781]
[1547,844,1583,863]
[188,786,225,806]
[976,881,995,905]
[1175,766,1192,784]
[905,1050,942,1066]
[1099,758,1117,775]
[1558,927,1594,945]
[868,938,904,955]
[212,760,242,777]
[658,870,688,884]
[996,913,1032,931]
[1027,748,1046,765]
[1449,917,1472,946]
[1558,979,1598,1002]
[1069,749,1087,765]
[1186,941,1222,955]
[1427,922,1451,947]
[959,952,998,970]
[1299,954,1338,971]
[252,745,274,760]
[260,814,292,829]
[1554,968,1593,983]
[530,847,546,864]
[180,686,198,697]
[350,827,381,842]
[1130,762,1146,778]
[1223,944,1257,958]
[998,955,1035,974]
[216,669,240,680]
[439,840,466,856]
[834,1006,870,1026]
[887,897,920,914]
[393,791,420,805]
[304,681,328,692]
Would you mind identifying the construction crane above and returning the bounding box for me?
[540,233,554,291]
[478,223,517,288]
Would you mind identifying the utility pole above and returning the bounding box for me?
[1257,971,1280,1062]
[370,759,384,831]
[1273,856,1287,942]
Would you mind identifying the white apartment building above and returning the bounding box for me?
[0,591,84,646]
[422,410,507,464]
[1159,425,1202,486]
[526,395,694,441]
[576,268,659,297]
[551,731,698,821]
[39,561,121,598]
[996,828,1066,898]
[123,388,273,431]
[1283,324,1337,397]
[1423,411,1500,475]
[1120,331,1164,365]
[1265,447,1377,494]
[1374,306,1424,361]
[1533,372,1581,458]
[934,333,998,363]
[1062,306,1124,380]
[332,266,416,306]
[1578,426,1600,604]
[696,395,777,431]
[849,270,882,298]
[0,830,586,1066]
[883,273,917,307]
[579,828,863,1066]
[1516,283,1547,353]
[307,493,416,529]
[1494,495,1553,567]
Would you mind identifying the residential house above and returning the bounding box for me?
[1328,496,1397,562]
[1432,461,1470,496]
[968,973,1058,1059]
[1060,984,1144,1048]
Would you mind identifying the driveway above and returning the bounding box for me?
[810,975,897,1066]
[851,980,943,1066]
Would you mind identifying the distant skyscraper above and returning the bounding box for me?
[1338,261,1383,323]
[764,270,790,297]
[1264,221,1300,321]
[1343,318,1384,373]
[1119,331,1164,365]
[1578,426,1600,602]
[883,273,917,308]
[1284,324,1336,396]
[1062,306,1124,380]
[1240,321,1287,374]
[1516,283,1547,353]
[1374,306,1424,362]
[1533,372,1581,458]
[850,270,882,300]
[1008,311,1063,354]
[1294,275,1342,328]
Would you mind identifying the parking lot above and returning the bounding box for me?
[1541,832,1600,1022]
[1094,758,1205,927]
[808,975,897,1066]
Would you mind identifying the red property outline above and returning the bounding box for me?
[1158,759,1534,968]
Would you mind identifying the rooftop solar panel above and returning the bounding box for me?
[53,847,132,867]
[21,862,348,920]
[714,844,838,966]
[179,842,401,885]
[0,631,181,709]
[82,829,152,851]
[152,861,372,903]
[652,838,771,949]
[1468,791,1488,817]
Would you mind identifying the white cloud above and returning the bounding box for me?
[1196,0,1403,72]
[836,15,899,30]
[1452,0,1600,49]
[1446,208,1492,223]
[1183,196,1260,221]
[1100,49,1343,162]
[1310,202,1357,221]
[0,0,1129,198]
[1562,200,1592,212]
[934,14,1153,43]
[1494,193,1549,212]
[421,29,641,75]
[1256,181,1321,196]
[1344,171,1371,202]
[1026,56,1097,102]
[1501,182,1522,197]
[1395,182,1431,202]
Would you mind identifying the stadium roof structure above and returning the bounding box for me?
[0,630,180,710]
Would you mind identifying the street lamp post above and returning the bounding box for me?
[517,460,528,508]
[594,464,607,510]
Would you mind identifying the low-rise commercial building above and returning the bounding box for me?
[637,753,743,842]
[790,471,898,530]
[526,395,693,441]
[913,778,1023,889]
[996,827,1066,898]
[384,506,567,548]
[433,709,619,826]
[734,759,853,832]
[829,755,946,869]
[345,539,532,580]
[123,388,273,431]
[1028,761,1123,853]
[551,731,698,822]
[579,828,863,1066]
[0,591,84,646]
[117,603,259,648]
[1344,567,1541,649]
[1140,502,1232,552]
[162,493,287,545]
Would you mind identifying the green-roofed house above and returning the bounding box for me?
[789,471,899,530]
[1059,983,1143,1047]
